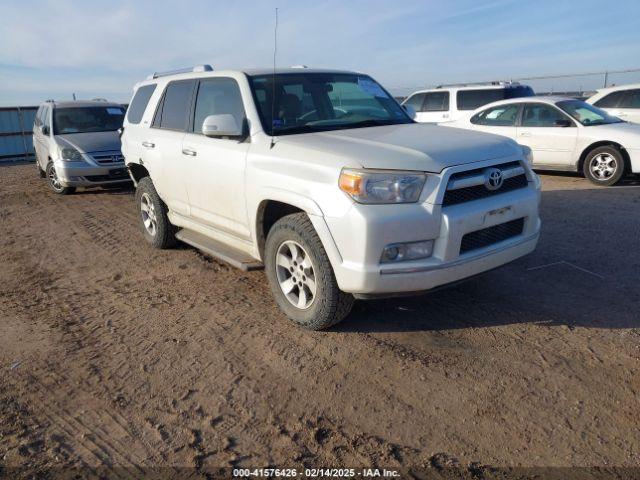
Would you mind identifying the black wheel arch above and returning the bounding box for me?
[578,141,630,174]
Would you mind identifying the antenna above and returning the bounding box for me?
[270,7,278,149]
[72,93,76,100]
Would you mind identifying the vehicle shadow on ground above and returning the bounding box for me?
[536,170,640,187]
[74,185,135,195]
[334,184,640,333]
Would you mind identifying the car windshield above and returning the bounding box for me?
[53,106,125,135]
[248,72,413,135]
[556,100,623,126]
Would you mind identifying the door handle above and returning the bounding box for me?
[519,132,532,137]
[142,141,155,148]
[182,148,197,157]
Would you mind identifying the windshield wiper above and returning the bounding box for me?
[271,125,327,135]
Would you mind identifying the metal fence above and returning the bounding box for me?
[0,106,37,162]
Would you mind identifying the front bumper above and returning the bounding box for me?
[54,160,131,187]
[319,184,541,295]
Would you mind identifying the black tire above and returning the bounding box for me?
[135,176,177,249]
[264,213,354,330]
[583,146,626,186]
[46,162,76,195]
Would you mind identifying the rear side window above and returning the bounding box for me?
[127,84,157,124]
[403,93,426,111]
[422,92,449,112]
[153,80,195,131]
[457,89,505,111]
[594,91,626,108]
[192,78,245,134]
[619,89,640,108]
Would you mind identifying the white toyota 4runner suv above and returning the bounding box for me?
[121,65,541,329]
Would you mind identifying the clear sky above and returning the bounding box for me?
[1,0,639,105]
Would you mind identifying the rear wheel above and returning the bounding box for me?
[135,177,176,249]
[583,146,625,186]
[46,162,75,195]
[264,213,354,330]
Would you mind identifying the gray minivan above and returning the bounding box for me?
[33,100,130,194]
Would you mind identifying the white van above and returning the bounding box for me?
[403,82,534,124]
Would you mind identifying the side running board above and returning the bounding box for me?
[175,229,264,271]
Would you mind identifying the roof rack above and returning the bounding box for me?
[147,64,213,80]
[435,80,520,88]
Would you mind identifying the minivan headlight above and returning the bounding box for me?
[339,168,426,204]
[59,145,83,162]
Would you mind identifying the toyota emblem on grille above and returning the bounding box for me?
[484,168,504,191]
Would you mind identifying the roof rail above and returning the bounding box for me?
[435,80,520,89]
[147,64,213,80]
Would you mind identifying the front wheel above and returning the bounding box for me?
[264,213,354,330]
[46,162,75,195]
[583,146,625,186]
[134,177,177,249]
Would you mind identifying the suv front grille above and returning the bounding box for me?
[443,161,528,206]
[91,151,124,164]
[460,218,525,254]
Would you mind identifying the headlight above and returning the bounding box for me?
[59,145,83,162]
[339,168,426,204]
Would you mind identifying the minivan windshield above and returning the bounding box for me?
[556,100,624,126]
[53,106,125,135]
[248,73,412,135]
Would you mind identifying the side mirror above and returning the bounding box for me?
[402,104,417,120]
[42,125,50,135]
[202,114,243,138]
[554,119,572,127]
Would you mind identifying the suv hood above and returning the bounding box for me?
[276,123,521,172]
[56,131,121,153]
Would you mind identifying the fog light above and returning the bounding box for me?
[381,240,434,263]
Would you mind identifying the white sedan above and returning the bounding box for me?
[447,96,640,186]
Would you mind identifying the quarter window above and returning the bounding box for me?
[521,104,570,127]
[154,80,196,131]
[43,107,51,130]
[34,106,43,126]
[192,78,246,134]
[422,92,449,112]
[471,104,519,126]
[457,89,505,111]
[127,84,157,124]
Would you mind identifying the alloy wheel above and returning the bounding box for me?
[140,192,158,237]
[590,153,617,180]
[275,240,317,310]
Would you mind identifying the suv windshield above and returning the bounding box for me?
[556,100,623,126]
[53,106,125,135]
[248,73,412,135]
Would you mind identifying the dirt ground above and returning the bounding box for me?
[1,162,639,477]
